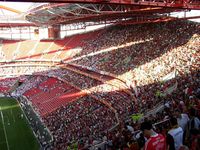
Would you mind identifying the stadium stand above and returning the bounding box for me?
[0,2,199,149]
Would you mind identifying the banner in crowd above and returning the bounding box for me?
[162,70,177,82]
[131,113,143,121]
[163,81,178,96]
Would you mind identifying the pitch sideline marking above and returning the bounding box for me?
[0,106,10,150]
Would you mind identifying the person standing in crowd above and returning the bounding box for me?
[174,109,189,144]
[167,117,184,150]
[186,107,200,148]
[140,121,166,150]
[188,108,200,131]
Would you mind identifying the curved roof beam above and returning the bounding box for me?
[0,5,22,14]
[1,0,200,10]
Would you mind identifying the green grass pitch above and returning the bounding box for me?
[0,97,40,150]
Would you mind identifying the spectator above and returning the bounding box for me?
[174,109,189,143]
[188,108,200,131]
[125,122,134,134]
[186,108,200,147]
[167,117,184,150]
[140,121,166,150]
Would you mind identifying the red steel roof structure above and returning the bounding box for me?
[0,0,200,27]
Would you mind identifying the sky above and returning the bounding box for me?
[170,10,200,22]
[0,2,199,22]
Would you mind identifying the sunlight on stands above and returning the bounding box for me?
[87,83,120,93]
[66,38,153,63]
[59,91,85,99]
[62,47,83,60]
[116,33,199,87]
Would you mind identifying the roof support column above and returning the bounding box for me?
[48,25,60,39]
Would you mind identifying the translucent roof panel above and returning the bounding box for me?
[0,2,47,23]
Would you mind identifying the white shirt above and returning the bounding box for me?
[168,127,183,150]
[189,117,200,130]
[177,114,189,131]
[127,125,134,134]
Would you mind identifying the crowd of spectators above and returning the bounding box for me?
[97,87,200,150]
[0,20,199,150]
[13,75,49,96]
[0,77,17,87]
[5,72,119,149]
[72,21,199,105]
[71,19,199,128]
[58,21,199,149]
[63,68,103,90]
[73,21,199,78]
[43,95,117,149]
[58,68,135,119]
[0,77,18,93]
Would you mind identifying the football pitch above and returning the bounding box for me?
[0,97,40,150]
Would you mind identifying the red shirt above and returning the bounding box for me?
[144,133,166,150]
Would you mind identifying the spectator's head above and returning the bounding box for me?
[174,109,181,118]
[170,117,178,127]
[189,107,196,117]
[140,121,153,138]
[125,122,130,126]
[179,101,184,106]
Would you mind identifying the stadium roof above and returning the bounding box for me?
[0,1,199,27]
[0,2,43,27]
